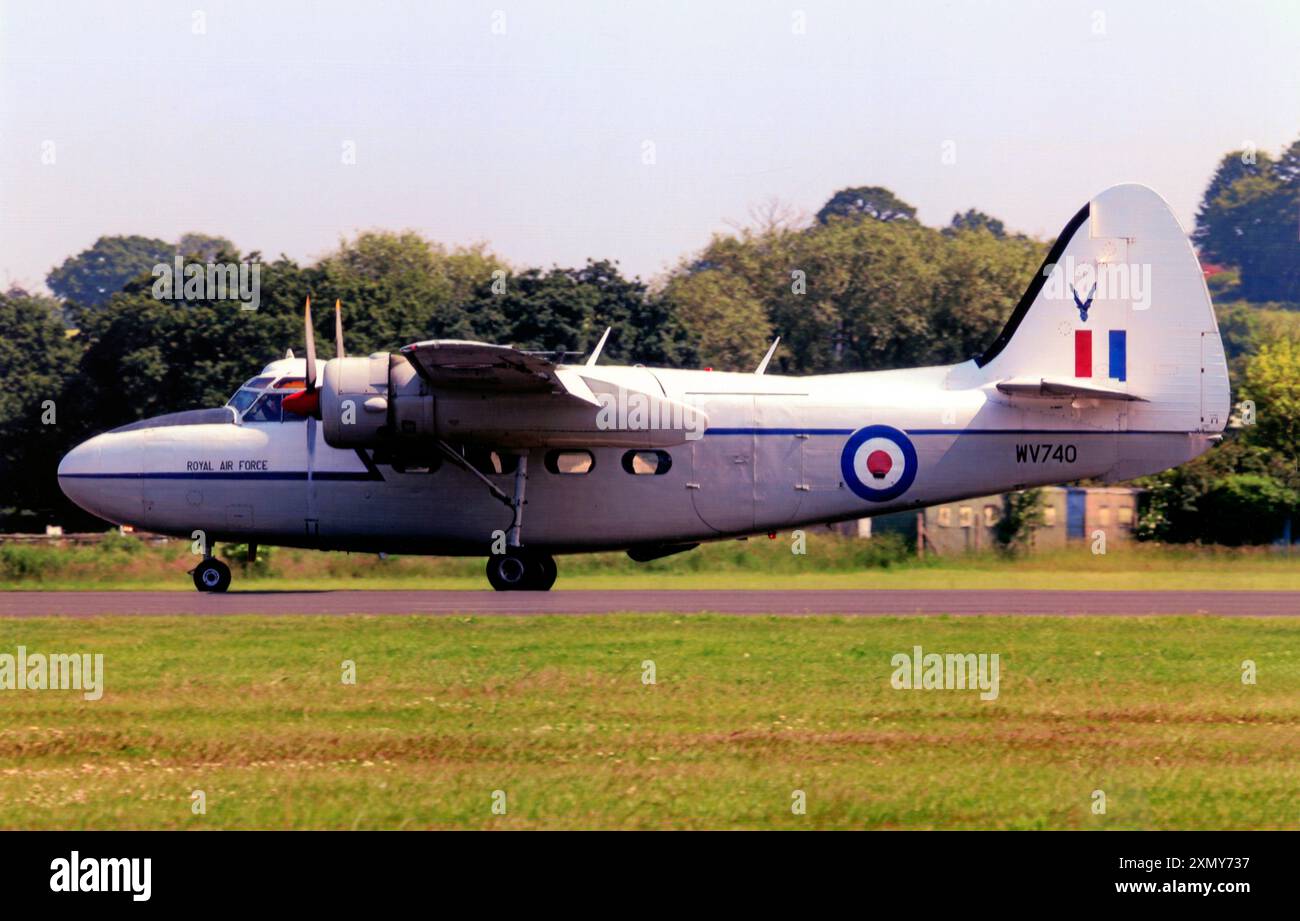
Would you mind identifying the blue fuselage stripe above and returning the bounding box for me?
[58,471,374,481]
[704,428,1186,437]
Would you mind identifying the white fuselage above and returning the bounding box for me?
[58,358,1216,554]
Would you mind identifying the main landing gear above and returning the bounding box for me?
[432,441,559,592]
[192,557,232,593]
[486,550,557,592]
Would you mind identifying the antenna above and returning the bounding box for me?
[586,327,612,366]
[755,337,781,375]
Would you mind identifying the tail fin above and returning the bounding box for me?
[974,183,1229,434]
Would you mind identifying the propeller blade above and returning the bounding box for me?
[285,295,322,418]
[303,296,317,392]
[334,299,345,360]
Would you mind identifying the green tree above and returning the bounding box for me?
[0,288,84,527]
[47,235,176,310]
[993,489,1045,555]
[176,233,238,262]
[1193,142,1300,302]
[1240,333,1300,476]
[316,231,508,351]
[945,209,1007,238]
[931,229,1044,364]
[815,186,917,225]
[663,269,772,371]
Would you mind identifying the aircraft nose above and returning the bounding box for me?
[58,436,104,515]
[58,433,142,525]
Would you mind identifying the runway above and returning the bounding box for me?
[0,590,1297,617]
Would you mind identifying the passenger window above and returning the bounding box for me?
[546,450,594,475]
[621,450,672,475]
[465,449,519,476]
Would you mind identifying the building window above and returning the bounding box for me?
[958,506,974,528]
[1043,505,1057,526]
[937,507,952,527]
[983,505,999,527]
[621,449,672,475]
[1097,506,1112,526]
[545,450,595,475]
[1118,505,1134,526]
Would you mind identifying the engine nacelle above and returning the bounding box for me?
[320,353,393,447]
[318,353,706,450]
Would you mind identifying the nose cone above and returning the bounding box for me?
[58,433,142,525]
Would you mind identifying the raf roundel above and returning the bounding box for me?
[840,425,918,502]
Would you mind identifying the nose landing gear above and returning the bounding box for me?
[486,550,557,592]
[191,557,232,593]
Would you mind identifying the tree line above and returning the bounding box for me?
[2,137,1298,541]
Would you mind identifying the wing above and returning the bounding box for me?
[995,377,1147,402]
[399,340,599,406]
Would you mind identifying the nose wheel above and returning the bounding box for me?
[486,551,556,592]
[192,558,232,593]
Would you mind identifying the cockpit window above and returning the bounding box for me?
[227,370,310,422]
[229,388,259,413]
[243,392,283,423]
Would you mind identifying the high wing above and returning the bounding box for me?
[399,340,600,406]
[995,377,1147,402]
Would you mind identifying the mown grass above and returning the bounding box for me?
[3,533,1300,591]
[0,614,1297,829]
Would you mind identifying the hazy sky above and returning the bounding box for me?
[2,0,1297,292]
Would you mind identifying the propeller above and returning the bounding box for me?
[334,298,345,359]
[282,296,322,418]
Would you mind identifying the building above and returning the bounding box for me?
[868,486,1142,555]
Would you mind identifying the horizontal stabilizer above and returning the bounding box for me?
[995,377,1147,402]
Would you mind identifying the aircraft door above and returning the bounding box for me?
[753,396,804,528]
[688,394,755,533]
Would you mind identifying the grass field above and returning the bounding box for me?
[4,533,1300,591]
[2,613,1297,829]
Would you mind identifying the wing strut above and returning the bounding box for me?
[432,440,529,546]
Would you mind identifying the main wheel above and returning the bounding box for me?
[486,551,557,591]
[534,553,557,591]
[486,552,531,591]
[192,558,232,593]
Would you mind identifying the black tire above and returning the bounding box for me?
[533,553,557,591]
[192,558,232,593]
[486,552,532,591]
[486,551,557,591]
